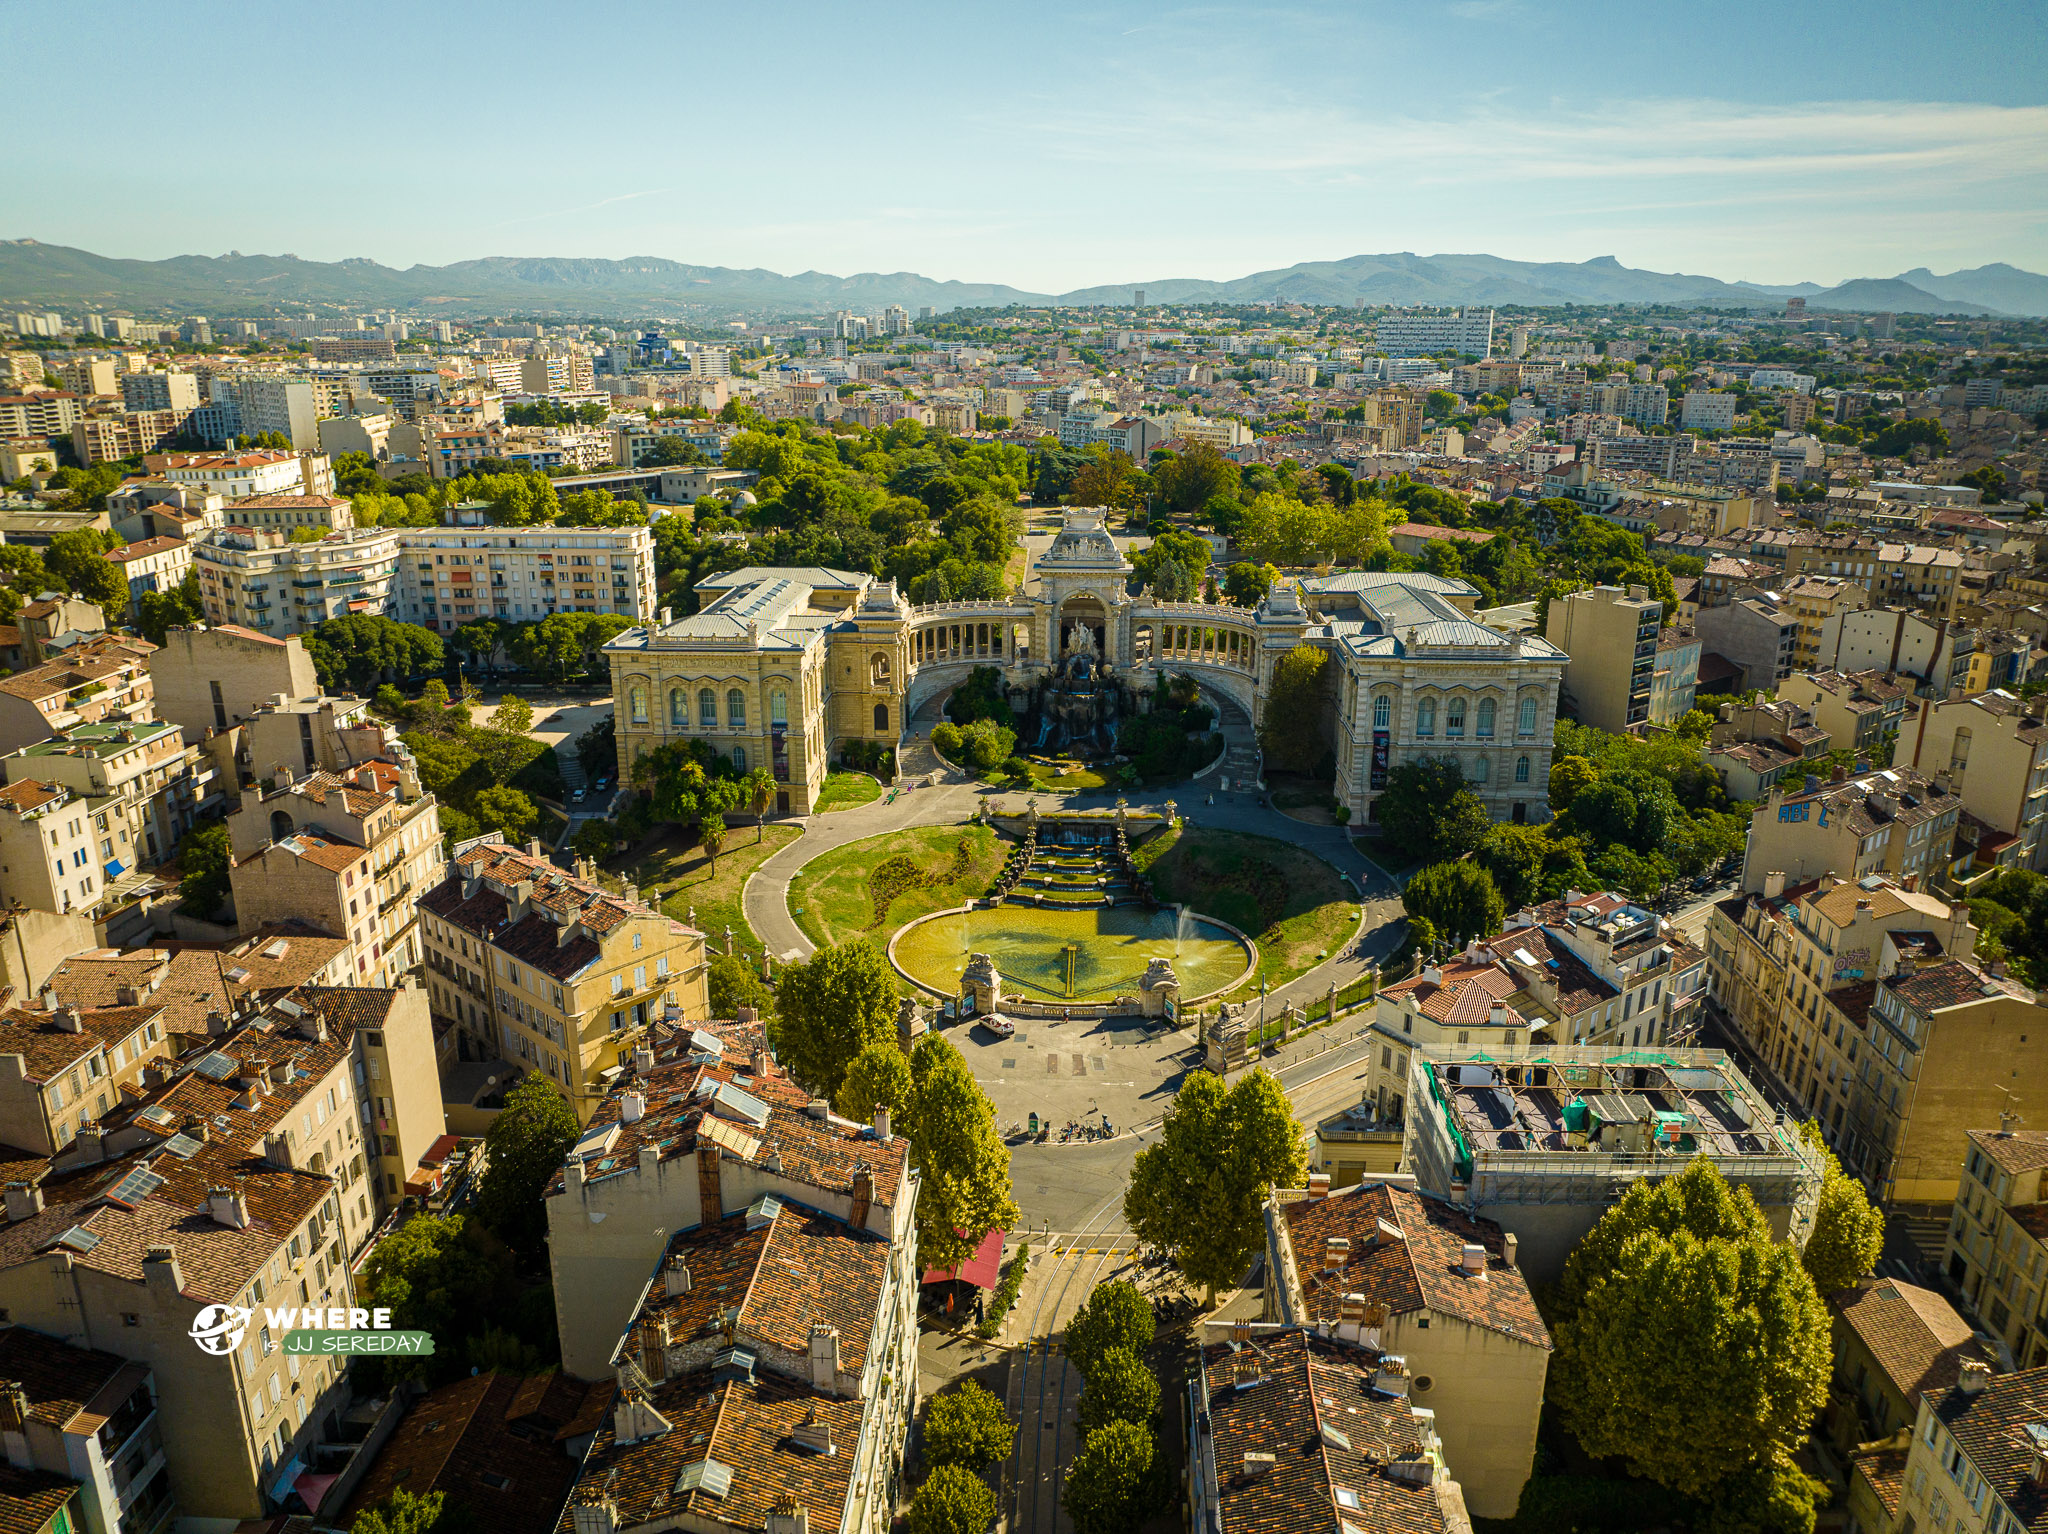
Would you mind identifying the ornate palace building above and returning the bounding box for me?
[604,511,1566,825]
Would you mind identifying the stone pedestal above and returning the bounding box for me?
[960,951,1002,1018]
[1137,957,1180,1021]
[1204,1001,1250,1074]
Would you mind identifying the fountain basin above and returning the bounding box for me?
[890,903,1255,1005]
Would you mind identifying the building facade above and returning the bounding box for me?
[392,525,656,632]
[192,527,401,638]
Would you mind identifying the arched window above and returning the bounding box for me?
[698,688,716,730]
[1446,698,1466,737]
[669,688,687,728]
[1473,755,1489,784]
[731,746,747,772]
[1373,694,1391,731]
[870,652,891,687]
[770,689,788,726]
[1519,696,1538,735]
[874,702,889,733]
[727,689,746,729]
[1416,698,1436,736]
[1515,755,1531,783]
[270,808,294,842]
[1477,698,1496,738]
[629,687,648,725]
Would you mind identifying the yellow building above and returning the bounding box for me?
[1262,1178,1551,1520]
[1542,583,1663,733]
[1829,1278,1988,1451]
[417,836,709,1120]
[1944,1128,2048,1369]
[1775,575,1871,670]
[1906,689,2048,874]
[1894,1364,2048,1534]
[1776,669,1912,759]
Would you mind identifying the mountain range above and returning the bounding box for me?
[1,239,2042,318]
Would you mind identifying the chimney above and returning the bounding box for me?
[696,1142,721,1219]
[1902,873,1919,892]
[808,1323,841,1394]
[789,1405,835,1456]
[664,1256,692,1297]
[141,1244,181,1297]
[71,1123,104,1165]
[639,1316,670,1381]
[850,1166,873,1229]
[205,1009,228,1036]
[1504,1232,1519,1269]
[1459,1243,1486,1275]
[1323,1236,1349,1272]
[610,1387,672,1445]
[51,1006,81,1034]
[526,839,545,859]
[208,1185,250,1228]
[1306,1171,1330,1201]
[0,1383,26,1433]
[750,1046,772,1078]
[262,1131,292,1169]
[1958,1358,1992,1396]
[632,1046,654,1074]
[621,1091,645,1124]
[2,1183,42,1222]
[765,1497,810,1534]
[873,1107,891,1143]
[1422,964,1442,986]
[268,1058,292,1088]
[805,1099,830,1119]
[1489,1001,1508,1027]
[1763,870,1787,900]
[36,987,54,1011]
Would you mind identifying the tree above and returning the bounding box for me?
[1798,1122,1884,1295]
[1077,1347,1160,1435]
[57,546,128,621]
[351,1487,466,1534]
[741,766,776,838]
[695,777,745,876]
[707,951,775,1020]
[1070,448,1139,511]
[1150,443,1240,517]
[769,939,899,1099]
[472,1075,579,1262]
[1124,1069,1305,1304]
[136,571,203,643]
[177,821,233,920]
[834,1040,914,1122]
[921,1381,1015,1471]
[490,693,535,735]
[576,717,617,783]
[1130,526,1212,602]
[472,785,538,844]
[1257,644,1330,774]
[909,1047,1019,1271]
[1374,758,1492,863]
[909,1465,998,1534]
[357,1212,511,1385]
[1065,1280,1155,1379]
[1550,1159,1830,1521]
[1221,561,1277,608]
[1403,860,1505,951]
[303,614,444,692]
[1549,755,1600,812]
[1063,1420,1155,1534]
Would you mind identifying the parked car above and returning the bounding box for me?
[571,788,587,804]
[594,776,612,792]
[980,1015,1016,1040]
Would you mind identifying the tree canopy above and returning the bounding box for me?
[1797,1121,1884,1295]
[1257,643,1331,774]
[768,939,899,1101]
[1374,758,1493,863]
[304,614,444,692]
[1402,859,1505,952]
[471,1075,579,1264]
[920,1381,1014,1472]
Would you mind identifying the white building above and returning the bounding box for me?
[1375,307,1495,359]
[192,526,401,637]
[1749,369,1817,394]
[392,525,658,632]
[162,449,323,501]
[1681,391,1740,431]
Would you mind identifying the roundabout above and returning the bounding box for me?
[889,901,1256,1006]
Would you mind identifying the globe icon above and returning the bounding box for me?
[189,1304,249,1356]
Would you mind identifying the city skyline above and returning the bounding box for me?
[5,0,2042,291]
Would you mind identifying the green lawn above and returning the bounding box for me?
[814,772,882,813]
[1132,825,1357,998]
[1018,757,1112,793]
[602,823,804,956]
[789,824,1005,949]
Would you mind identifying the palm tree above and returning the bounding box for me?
[743,767,776,840]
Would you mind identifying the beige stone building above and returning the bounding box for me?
[1827,1277,1988,1452]
[16,597,107,663]
[0,637,156,755]
[1542,582,1664,733]
[1905,690,2048,873]
[418,838,708,1119]
[1,719,217,869]
[1739,766,1963,894]
[0,1327,174,1534]
[0,1001,170,1152]
[221,493,355,535]
[392,524,657,633]
[0,779,116,919]
[1781,537,1965,621]
[228,762,443,986]
[1892,1365,2048,1534]
[192,527,400,639]
[146,624,320,745]
[1777,669,1912,759]
[1944,1128,2048,1369]
[1774,574,1871,670]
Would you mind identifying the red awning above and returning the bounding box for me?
[421,1133,460,1167]
[922,1228,1006,1290]
[294,1473,338,1514]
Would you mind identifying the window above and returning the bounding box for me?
[1473,755,1489,784]
[1446,698,1465,736]
[669,688,686,728]
[771,689,788,725]
[1519,696,1538,735]
[1477,698,1495,737]
[732,746,747,772]
[699,688,716,729]
[727,689,746,729]
[874,702,889,733]
[1515,755,1530,783]
[1373,694,1391,730]
[1416,698,1436,736]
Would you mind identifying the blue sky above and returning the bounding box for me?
[5,0,2043,290]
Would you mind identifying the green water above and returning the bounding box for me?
[895,905,1250,1003]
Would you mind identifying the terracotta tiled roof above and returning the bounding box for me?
[0,781,64,815]
[1888,959,2027,1015]
[43,929,352,1038]
[0,1325,138,1430]
[338,1370,600,1534]
[1850,1446,1908,1520]
[1199,1329,1450,1534]
[1930,1369,2048,1528]
[106,537,187,562]
[1971,1129,2048,1178]
[1834,1279,1989,1401]
[0,1461,80,1534]
[0,1005,157,1083]
[1482,926,1617,1018]
[1282,1183,1550,1348]
[1379,957,1521,1027]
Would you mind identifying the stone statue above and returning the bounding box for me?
[1065,621,1099,657]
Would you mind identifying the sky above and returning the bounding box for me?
[5,0,2045,291]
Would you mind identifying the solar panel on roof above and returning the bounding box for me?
[711,1082,770,1130]
[160,1133,203,1159]
[52,1225,99,1253]
[194,1052,238,1081]
[105,1165,164,1207]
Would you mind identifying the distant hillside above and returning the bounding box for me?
[1803,277,1995,317]
[0,238,2038,318]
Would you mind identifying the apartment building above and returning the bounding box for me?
[1891,1362,2048,1534]
[1783,537,1966,622]
[1740,766,1962,893]
[0,394,86,439]
[418,838,709,1117]
[1777,670,1911,758]
[1694,593,1799,692]
[1376,307,1494,357]
[1944,1129,2048,1369]
[1542,583,1663,733]
[1679,391,1739,430]
[0,999,171,1153]
[0,1327,173,1534]
[0,982,439,1522]
[227,762,444,987]
[1818,606,1977,700]
[1642,482,1764,538]
[1705,697,1832,801]
[1358,954,1524,1127]
[103,537,193,621]
[1827,1277,1986,1460]
[1,719,216,869]
[70,411,192,466]
[1492,890,1709,1046]
[51,356,117,397]
[1649,624,1702,725]
[1774,575,1871,670]
[158,450,330,502]
[120,373,199,414]
[14,597,106,665]
[1907,691,2048,873]
[0,780,115,920]
[192,527,400,638]
[1261,1178,1547,1519]
[222,494,355,535]
[146,625,320,745]
[391,525,657,631]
